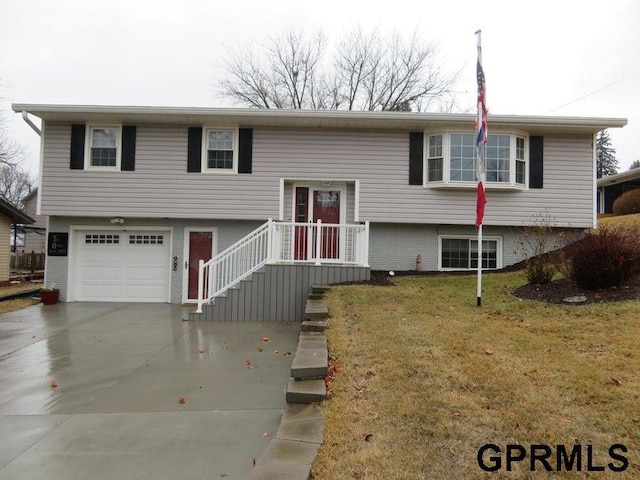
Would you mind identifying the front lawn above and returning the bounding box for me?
[312,271,639,479]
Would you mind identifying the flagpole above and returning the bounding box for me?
[476,30,482,307]
[475,29,486,308]
[477,224,483,306]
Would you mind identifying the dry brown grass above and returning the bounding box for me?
[312,271,640,479]
[0,282,42,314]
[598,213,640,231]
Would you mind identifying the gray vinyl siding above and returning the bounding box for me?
[23,194,47,253]
[45,216,262,303]
[191,264,370,322]
[368,223,575,271]
[41,124,594,228]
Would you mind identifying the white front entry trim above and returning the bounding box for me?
[182,227,218,303]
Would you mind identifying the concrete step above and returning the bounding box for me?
[291,350,328,380]
[304,299,328,319]
[311,284,330,294]
[301,319,328,332]
[298,331,328,347]
[286,379,327,404]
[291,334,328,380]
[307,292,325,300]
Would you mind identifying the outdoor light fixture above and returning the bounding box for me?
[109,217,125,225]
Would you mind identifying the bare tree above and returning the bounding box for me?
[0,105,22,168]
[0,165,34,210]
[217,27,459,112]
[219,31,328,109]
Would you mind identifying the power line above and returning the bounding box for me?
[544,71,638,114]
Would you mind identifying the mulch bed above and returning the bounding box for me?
[512,274,640,305]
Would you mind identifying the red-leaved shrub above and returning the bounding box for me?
[561,227,640,290]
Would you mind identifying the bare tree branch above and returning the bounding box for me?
[0,165,33,210]
[216,26,460,112]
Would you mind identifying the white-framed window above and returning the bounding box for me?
[202,127,238,173]
[515,136,526,185]
[86,125,121,170]
[427,134,444,182]
[438,235,502,271]
[425,132,528,189]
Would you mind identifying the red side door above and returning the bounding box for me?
[188,231,213,299]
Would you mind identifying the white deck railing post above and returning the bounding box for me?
[362,221,370,267]
[196,259,205,313]
[266,218,274,262]
[314,220,322,266]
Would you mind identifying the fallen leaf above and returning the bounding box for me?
[252,458,256,467]
[245,359,251,366]
[632,418,640,423]
[283,351,291,356]
[32,335,36,338]
[223,344,229,350]
[611,377,623,386]
[181,318,189,322]
[178,396,186,404]
[484,349,494,355]
[262,432,272,437]
[274,350,279,354]
[256,347,263,352]
[261,336,270,342]
[365,433,373,442]
[198,348,205,353]
[50,378,58,388]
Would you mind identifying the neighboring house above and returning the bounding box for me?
[0,196,34,284]
[23,188,47,253]
[597,168,640,214]
[12,104,626,311]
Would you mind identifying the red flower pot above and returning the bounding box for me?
[40,289,60,305]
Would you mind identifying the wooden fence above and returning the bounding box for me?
[11,252,45,272]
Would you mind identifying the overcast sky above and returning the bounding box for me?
[1,0,638,178]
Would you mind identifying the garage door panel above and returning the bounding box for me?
[75,230,170,303]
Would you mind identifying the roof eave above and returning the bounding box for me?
[11,103,628,134]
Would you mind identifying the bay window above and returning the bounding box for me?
[425,132,527,188]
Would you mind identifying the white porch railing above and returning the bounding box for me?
[197,219,369,313]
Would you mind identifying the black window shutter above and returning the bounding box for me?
[187,127,203,173]
[529,136,544,189]
[238,128,253,174]
[70,124,86,169]
[121,126,136,171]
[409,132,424,185]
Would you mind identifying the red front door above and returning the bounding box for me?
[188,231,213,299]
[313,190,340,259]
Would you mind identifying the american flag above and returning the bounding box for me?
[475,33,488,229]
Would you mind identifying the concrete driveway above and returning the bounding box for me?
[0,303,300,480]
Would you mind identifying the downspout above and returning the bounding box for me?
[21,111,41,136]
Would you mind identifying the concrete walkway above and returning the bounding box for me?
[0,303,300,480]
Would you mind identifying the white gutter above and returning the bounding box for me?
[21,111,41,136]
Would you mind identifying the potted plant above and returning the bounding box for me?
[40,284,60,305]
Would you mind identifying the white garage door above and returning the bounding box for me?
[75,231,170,302]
